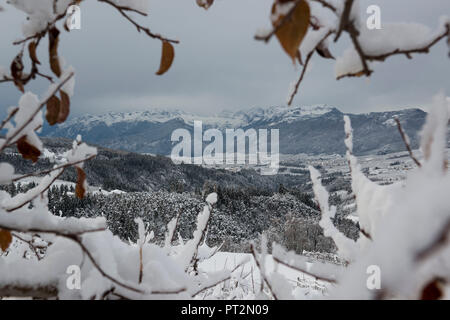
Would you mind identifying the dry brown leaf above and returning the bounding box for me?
[17,136,41,163]
[272,0,310,63]
[196,0,214,10]
[75,167,87,199]
[156,41,175,76]
[64,16,71,32]
[58,90,70,123]
[10,53,24,92]
[0,229,12,252]
[28,41,41,65]
[49,27,62,77]
[46,95,61,126]
[421,278,444,300]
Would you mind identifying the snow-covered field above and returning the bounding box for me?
[280,149,447,182]
[198,251,333,299]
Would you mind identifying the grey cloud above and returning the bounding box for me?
[0,0,449,118]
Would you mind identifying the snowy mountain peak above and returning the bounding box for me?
[60,108,192,128]
[41,106,427,156]
[242,105,338,125]
[58,105,338,130]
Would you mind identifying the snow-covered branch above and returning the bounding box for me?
[255,0,450,104]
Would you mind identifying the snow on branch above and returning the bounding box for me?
[309,165,360,262]
[164,210,182,249]
[255,0,450,104]
[1,0,450,301]
[0,72,74,153]
[343,116,403,241]
[1,139,96,212]
[331,94,450,299]
[335,15,450,80]
[176,193,217,271]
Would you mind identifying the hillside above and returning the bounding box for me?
[1,137,308,193]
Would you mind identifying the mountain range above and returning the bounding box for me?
[40,105,429,156]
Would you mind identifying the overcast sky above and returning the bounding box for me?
[0,0,449,117]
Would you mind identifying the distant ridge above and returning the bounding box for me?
[41,105,428,156]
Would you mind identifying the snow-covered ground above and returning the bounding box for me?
[199,251,330,299]
[281,148,450,183]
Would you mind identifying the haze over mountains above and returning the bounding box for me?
[41,106,428,156]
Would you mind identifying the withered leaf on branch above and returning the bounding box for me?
[421,278,444,300]
[10,53,24,92]
[49,27,62,77]
[46,95,61,126]
[272,0,310,63]
[28,41,41,65]
[0,229,12,252]
[58,90,71,123]
[17,136,41,163]
[196,0,214,10]
[156,41,175,76]
[75,167,87,199]
[64,21,70,33]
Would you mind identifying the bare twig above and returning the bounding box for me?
[138,246,143,284]
[191,261,247,297]
[204,241,225,260]
[347,23,372,77]
[394,117,421,167]
[287,50,313,106]
[13,31,47,46]
[251,265,255,294]
[11,232,46,261]
[272,256,337,283]
[150,287,187,295]
[287,30,334,105]
[250,244,278,300]
[98,0,147,16]
[360,228,372,241]
[100,0,179,44]
[310,0,337,13]
[334,0,354,42]
[0,107,19,131]
[100,287,116,300]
